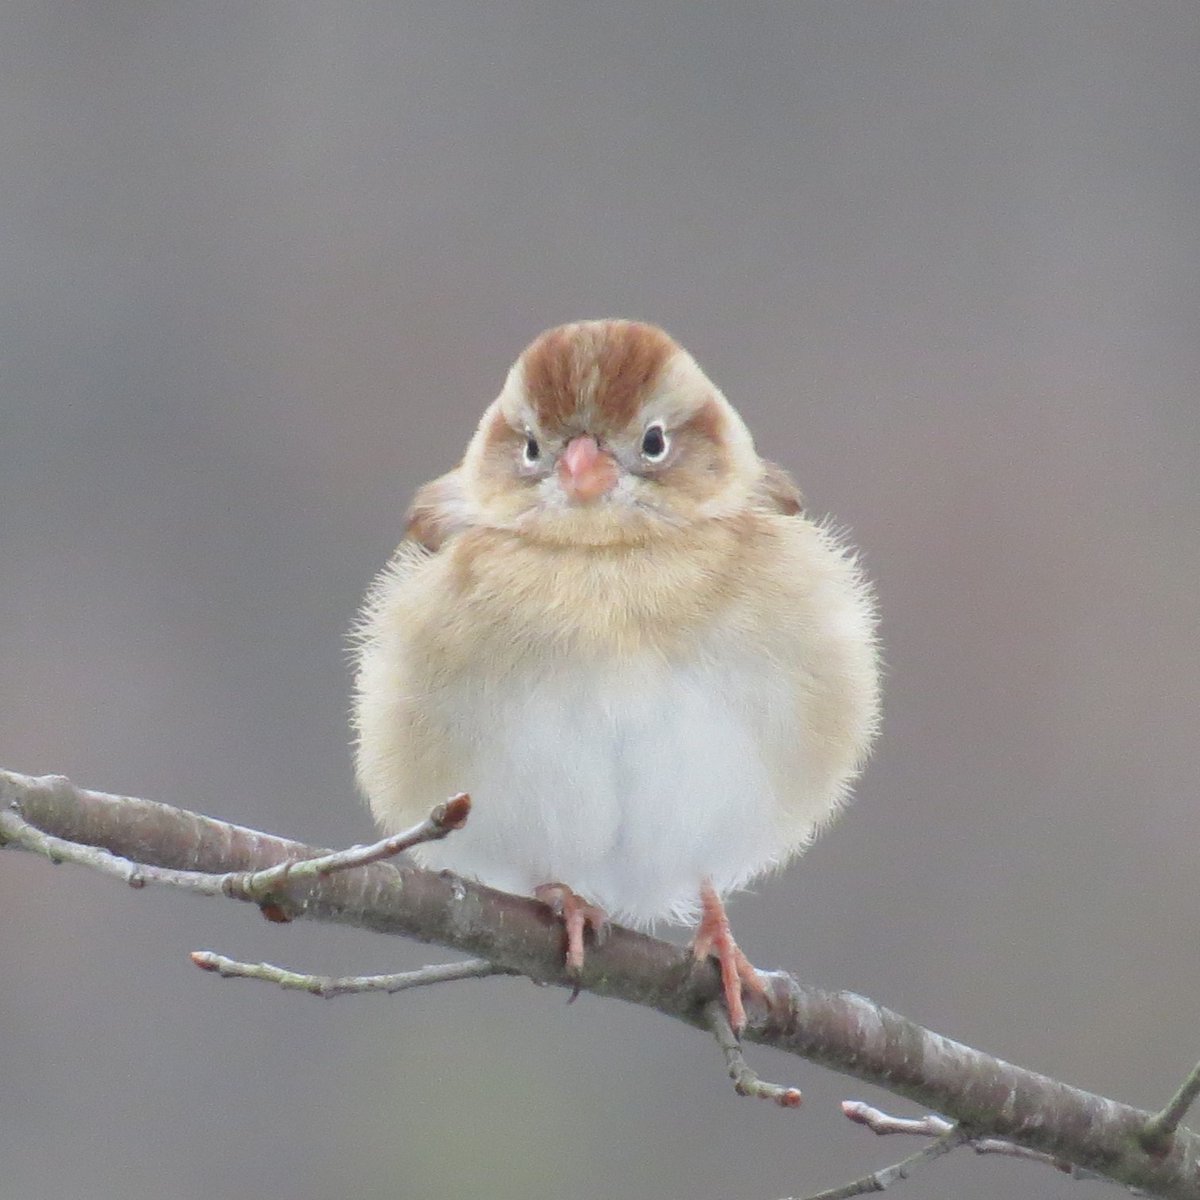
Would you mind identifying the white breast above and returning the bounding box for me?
[410,641,812,927]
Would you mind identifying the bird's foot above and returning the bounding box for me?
[691,879,766,1035]
[534,882,609,979]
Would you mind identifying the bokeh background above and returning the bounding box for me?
[3,4,1198,1199]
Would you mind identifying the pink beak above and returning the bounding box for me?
[558,435,619,503]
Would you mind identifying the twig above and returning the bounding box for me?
[791,1123,968,1200]
[0,788,470,909]
[0,805,232,895]
[1143,1061,1200,1154]
[707,1001,802,1107]
[843,1102,952,1137]
[842,1101,1139,1188]
[221,793,471,902]
[190,950,505,996]
[844,1099,1058,1162]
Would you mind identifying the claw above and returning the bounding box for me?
[691,879,766,1034]
[534,882,609,979]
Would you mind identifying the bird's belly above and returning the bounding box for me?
[412,651,799,926]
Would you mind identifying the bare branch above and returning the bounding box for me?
[189,950,505,997]
[791,1123,968,1200]
[4,765,1200,1200]
[0,783,470,909]
[708,1000,802,1107]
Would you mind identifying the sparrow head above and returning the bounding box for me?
[461,320,762,546]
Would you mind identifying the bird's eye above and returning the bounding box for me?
[640,423,669,462]
[523,434,541,465]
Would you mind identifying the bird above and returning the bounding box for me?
[353,319,879,1031]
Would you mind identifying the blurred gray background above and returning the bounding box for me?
[3,4,1198,1199]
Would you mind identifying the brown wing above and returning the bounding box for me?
[754,459,804,516]
[403,468,471,552]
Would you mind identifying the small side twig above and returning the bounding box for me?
[707,1001,802,1107]
[190,950,506,997]
[1142,1060,1200,1154]
[792,1122,968,1200]
[842,1101,1135,1188]
[0,806,232,895]
[0,791,472,908]
[222,793,471,902]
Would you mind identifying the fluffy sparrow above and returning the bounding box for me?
[354,319,879,1030]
